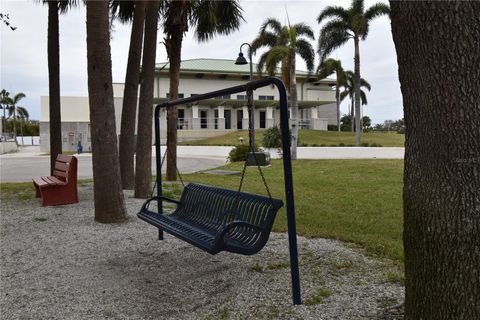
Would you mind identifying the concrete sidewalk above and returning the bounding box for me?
[0,145,404,160]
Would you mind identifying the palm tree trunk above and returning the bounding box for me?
[86,0,126,223]
[20,118,24,146]
[391,2,480,319]
[119,1,145,190]
[350,98,354,132]
[48,0,62,174]
[335,82,340,131]
[289,53,298,160]
[166,6,185,181]
[354,36,361,145]
[12,106,17,145]
[134,0,159,198]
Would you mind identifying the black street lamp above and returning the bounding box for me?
[235,43,255,149]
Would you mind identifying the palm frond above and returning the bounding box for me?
[351,0,365,15]
[295,39,315,72]
[317,5,350,24]
[340,90,349,102]
[365,3,390,21]
[360,90,368,105]
[110,0,135,23]
[256,51,270,76]
[293,23,314,40]
[317,22,351,63]
[317,58,343,80]
[251,31,278,53]
[16,106,29,119]
[260,17,283,35]
[194,0,244,42]
[58,0,77,14]
[265,46,289,76]
[360,78,372,91]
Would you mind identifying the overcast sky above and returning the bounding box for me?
[0,0,402,124]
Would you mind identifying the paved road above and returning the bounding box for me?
[0,147,225,183]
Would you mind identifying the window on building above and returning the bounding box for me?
[259,95,274,101]
[259,111,266,128]
[214,94,231,100]
[214,110,218,130]
[178,109,185,129]
[200,110,208,129]
[236,95,247,100]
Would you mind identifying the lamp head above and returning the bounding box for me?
[235,52,248,65]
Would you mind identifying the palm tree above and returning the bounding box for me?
[4,92,26,145]
[251,17,315,159]
[44,0,77,174]
[134,0,159,198]
[86,0,126,223]
[16,106,29,146]
[317,58,346,131]
[340,71,370,132]
[0,89,10,140]
[317,0,390,145]
[111,1,145,190]
[161,0,244,180]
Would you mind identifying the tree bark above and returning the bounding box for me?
[390,2,480,319]
[119,1,145,190]
[48,1,62,174]
[134,0,159,197]
[289,53,298,160]
[353,36,361,145]
[165,2,187,182]
[86,1,126,223]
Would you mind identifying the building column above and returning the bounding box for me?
[217,106,225,130]
[311,106,327,130]
[266,106,274,128]
[242,105,249,130]
[191,105,200,129]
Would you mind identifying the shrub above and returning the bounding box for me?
[339,143,345,147]
[360,142,369,147]
[262,125,294,149]
[228,144,260,162]
[327,125,338,131]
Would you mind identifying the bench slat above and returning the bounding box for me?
[56,154,73,163]
[54,161,69,172]
[33,177,49,187]
[54,170,68,178]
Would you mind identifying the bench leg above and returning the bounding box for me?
[158,229,163,241]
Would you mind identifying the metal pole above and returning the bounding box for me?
[154,106,163,240]
[241,42,255,149]
[276,79,302,305]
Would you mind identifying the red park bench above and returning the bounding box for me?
[32,154,79,206]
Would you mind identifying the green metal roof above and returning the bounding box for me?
[155,58,335,83]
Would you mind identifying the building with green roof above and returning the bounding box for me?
[39,58,336,152]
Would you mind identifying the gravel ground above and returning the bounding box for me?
[0,184,404,320]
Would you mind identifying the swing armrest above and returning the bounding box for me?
[215,220,264,244]
[141,196,180,211]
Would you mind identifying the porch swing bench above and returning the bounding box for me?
[138,183,283,255]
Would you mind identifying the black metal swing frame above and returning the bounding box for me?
[149,76,301,305]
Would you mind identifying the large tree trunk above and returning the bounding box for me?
[12,106,17,145]
[390,2,480,319]
[48,1,62,174]
[86,1,126,223]
[119,1,145,190]
[289,53,298,160]
[350,98,354,132]
[134,0,159,198]
[353,36,361,145]
[165,4,186,181]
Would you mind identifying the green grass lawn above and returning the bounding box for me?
[1,159,404,265]
[179,130,405,147]
[182,159,404,264]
